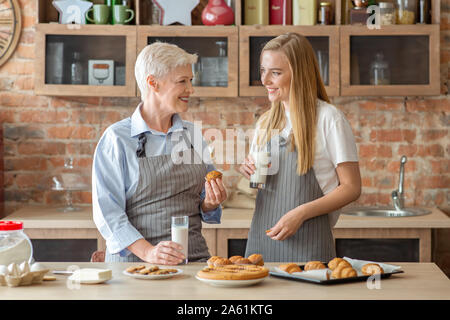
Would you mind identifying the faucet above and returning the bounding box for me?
[391,155,407,211]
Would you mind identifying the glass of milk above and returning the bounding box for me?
[249,151,270,189]
[171,216,189,264]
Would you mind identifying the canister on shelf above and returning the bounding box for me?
[269,0,292,25]
[245,0,269,25]
[318,2,332,25]
[379,2,396,25]
[293,0,317,25]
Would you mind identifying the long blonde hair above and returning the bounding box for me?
[256,33,330,175]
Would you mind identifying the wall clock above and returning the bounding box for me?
[0,0,22,67]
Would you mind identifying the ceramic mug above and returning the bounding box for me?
[86,4,110,24]
[112,5,134,25]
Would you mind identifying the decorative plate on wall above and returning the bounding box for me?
[0,0,22,67]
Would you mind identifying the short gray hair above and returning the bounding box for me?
[135,42,198,98]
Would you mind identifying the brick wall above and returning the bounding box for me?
[0,1,449,272]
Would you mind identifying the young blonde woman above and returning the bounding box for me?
[239,33,361,262]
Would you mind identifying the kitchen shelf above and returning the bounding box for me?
[340,24,440,96]
[37,0,139,24]
[33,1,441,97]
[239,25,340,97]
[35,24,137,97]
[137,25,238,97]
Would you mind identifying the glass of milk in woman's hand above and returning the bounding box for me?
[171,216,189,264]
[250,151,270,189]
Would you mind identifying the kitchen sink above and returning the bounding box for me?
[340,207,432,217]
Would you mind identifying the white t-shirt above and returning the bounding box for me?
[250,99,359,227]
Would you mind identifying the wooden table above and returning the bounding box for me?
[1,262,449,300]
[2,206,450,262]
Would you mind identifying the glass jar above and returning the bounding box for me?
[0,221,33,266]
[370,52,391,85]
[318,2,332,25]
[395,0,417,24]
[379,2,396,25]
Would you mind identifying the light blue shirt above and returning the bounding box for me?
[92,103,222,256]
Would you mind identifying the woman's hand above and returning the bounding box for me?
[202,178,227,212]
[239,155,256,179]
[266,207,305,241]
[143,241,185,265]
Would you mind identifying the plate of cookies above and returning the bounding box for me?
[196,254,269,287]
[123,265,182,280]
[270,257,403,285]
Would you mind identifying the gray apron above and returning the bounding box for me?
[245,136,336,262]
[105,132,210,262]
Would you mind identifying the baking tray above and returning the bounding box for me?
[269,264,404,285]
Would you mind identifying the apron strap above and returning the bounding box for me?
[136,133,147,158]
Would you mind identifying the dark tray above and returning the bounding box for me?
[269,264,404,285]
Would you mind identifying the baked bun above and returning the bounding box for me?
[213,258,232,267]
[247,253,264,266]
[207,256,221,267]
[304,261,326,271]
[328,258,351,270]
[206,170,223,182]
[331,265,357,279]
[279,263,302,274]
[361,263,384,276]
[234,258,252,265]
[229,256,244,264]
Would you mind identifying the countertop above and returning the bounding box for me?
[1,262,449,300]
[3,206,450,229]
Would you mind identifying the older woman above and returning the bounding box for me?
[92,42,227,264]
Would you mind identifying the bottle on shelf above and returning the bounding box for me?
[370,52,391,85]
[70,51,84,85]
[293,0,317,25]
[417,0,430,24]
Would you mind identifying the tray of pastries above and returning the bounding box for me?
[196,254,269,287]
[123,265,182,280]
[269,257,404,285]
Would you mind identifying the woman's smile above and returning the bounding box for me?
[260,50,291,106]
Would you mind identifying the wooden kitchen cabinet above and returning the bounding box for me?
[239,25,340,97]
[33,1,441,97]
[35,24,137,97]
[137,25,239,97]
[340,24,440,96]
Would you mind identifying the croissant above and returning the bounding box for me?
[229,256,244,264]
[248,254,264,266]
[328,258,351,270]
[304,261,326,271]
[331,265,357,279]
[279,263,302,274]
[361,263,384,276]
